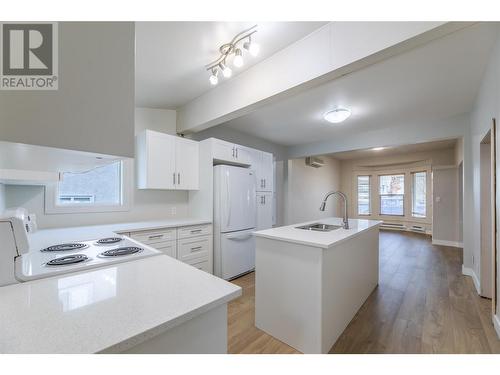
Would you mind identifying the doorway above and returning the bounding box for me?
[480,130,494,299]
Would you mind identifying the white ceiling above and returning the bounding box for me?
[218,23,498,146]
[326,139,457,160]
[135,22,327,109]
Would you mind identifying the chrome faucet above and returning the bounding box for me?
[319,191,349,229]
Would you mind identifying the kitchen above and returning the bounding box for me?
[1,6,500,373]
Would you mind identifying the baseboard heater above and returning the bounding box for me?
[380,223,406,231]
[409,225,426,233]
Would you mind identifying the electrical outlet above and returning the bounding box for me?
[171,206,176,216]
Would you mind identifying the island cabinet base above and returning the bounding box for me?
[108,304,228,354]
[255,226,379,354]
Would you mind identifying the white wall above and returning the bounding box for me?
[0,23,135,158]
[470,25,500,314]
[0,184,5,214]
[3,108,189,229]
[433,167,460,244]
[285,156,340,225]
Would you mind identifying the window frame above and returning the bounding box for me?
[411,170,427,218]
[44,159,132,214]
[356,175,371,216]
[378,173,405,217]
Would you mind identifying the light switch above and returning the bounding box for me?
[435,196,441,203]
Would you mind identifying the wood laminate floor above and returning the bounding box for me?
[227,231,500,354]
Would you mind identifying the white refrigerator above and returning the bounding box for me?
[213,165,257,280]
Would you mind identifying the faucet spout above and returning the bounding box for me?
[319,190,349,229]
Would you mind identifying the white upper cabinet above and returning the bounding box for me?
[250,149,274,192]
[136,130,199,190]
[175,137,199,190]
[210,138,252,166]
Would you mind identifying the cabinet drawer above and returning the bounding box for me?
[177,224,212,239]
[187,259,211,273]
[151,240,177,258]
[130,228,177,245]
[178,236,211,263]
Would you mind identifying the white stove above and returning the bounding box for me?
[0,216,161,286]
[17,236,160,282]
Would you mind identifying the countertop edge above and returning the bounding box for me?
[254,222,381,249]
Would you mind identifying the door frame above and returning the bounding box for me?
[492,118,497,314]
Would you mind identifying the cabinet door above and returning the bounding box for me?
[256,192,273,230]
[234,145,252,165]
[260,151,274,192]
[145,131,176,189]
[212,139,236,163]
[175,137,199,190]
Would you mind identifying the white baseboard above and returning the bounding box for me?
[493,314,500,339]
[462,265,481,294]
[432,239,463,248]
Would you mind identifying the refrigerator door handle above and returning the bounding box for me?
[226,174,231,228]
[226,233,253,241]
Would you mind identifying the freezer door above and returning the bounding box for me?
[220,229,255,280]
[215,165,257,233]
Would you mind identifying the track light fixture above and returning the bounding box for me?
[206,25,259,85]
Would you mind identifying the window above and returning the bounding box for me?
[379,174,404,216]
[412,171,426,218]
[45,160,132,214]
[357,176,371,215]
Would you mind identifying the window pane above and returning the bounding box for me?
[379,174,405,216]
[57,162,122,206]
[357,176,370,215]
[380,195,404,215]
[379,175,404,194]
[412,172,426,217]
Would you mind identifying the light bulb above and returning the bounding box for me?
[219,63,232,78]
[233,49,244,67]
[209,72,218,85]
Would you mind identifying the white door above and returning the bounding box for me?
[257,192,273,230]
[147,131,176,189]
[175,137,199,190]
[260,152,274,192]
[220,228,255,279]
[215,165,256,233]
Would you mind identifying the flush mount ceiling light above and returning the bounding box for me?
[371,147,386,151]
[206,25,259,86]
[323,108,351,124]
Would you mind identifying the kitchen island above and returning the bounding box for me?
[253,217,381,354]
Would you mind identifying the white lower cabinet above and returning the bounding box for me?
[128,224,213,274]
[257,192,273,230]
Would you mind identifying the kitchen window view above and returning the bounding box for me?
[57,161,123,207]
[357,175,370,215]
[412,171,426,218]
[379,174,404,216]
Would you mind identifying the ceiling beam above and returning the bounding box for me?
[177,22,474,135]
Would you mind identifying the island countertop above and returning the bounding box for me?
[0,254,241,354]
[253,217,381,249]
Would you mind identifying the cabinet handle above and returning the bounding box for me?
[178,172,180,185]
[236,148,238,158]
[232,147,235,157]
[173,172,176,185]
[190,229,202,234]
[263,179,266,188]
[148,234,164,239]
[263,195,266,204]
[190,246,203,252]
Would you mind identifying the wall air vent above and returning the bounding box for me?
[305,157,325,168]
[410,225,426,233]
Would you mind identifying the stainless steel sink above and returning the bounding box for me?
[295,223,343,232]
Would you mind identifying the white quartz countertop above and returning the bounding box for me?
[28,218,212,250]
[253,217,381,249]
[0,254,241,353]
